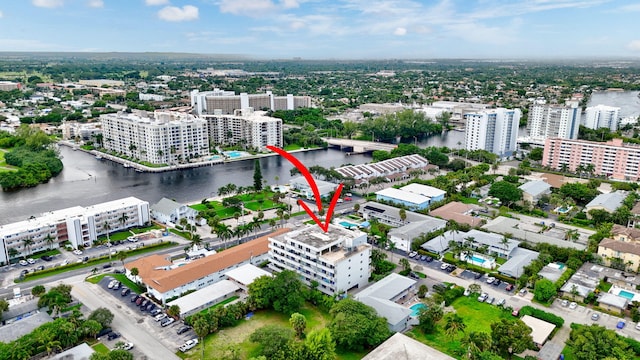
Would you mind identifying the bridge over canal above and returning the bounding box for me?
[323,138,397,154]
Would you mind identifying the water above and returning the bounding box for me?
[618,290,635,300]
[588,91,640,118]
[471,255,487,264]
[410,303,426,316]
[0,146,371,224]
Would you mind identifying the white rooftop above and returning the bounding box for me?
[362,333,455,360]
[521,315,555,346]
[376,188,430,205]
[225,264,272,285]
[401,183,446,198]
[166,280,240,315]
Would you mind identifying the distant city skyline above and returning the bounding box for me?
[0,0,639,59]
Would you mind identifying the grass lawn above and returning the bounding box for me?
[97,224,162,242]
[169,228,192,239]
[284,144,302,151]
[190,201,238,219]
[92,343,110,354]
[458,196,480,204]
[179,304,366,360]
[410,296,515,357]
[0,149,17,171]
[31,248,62,259]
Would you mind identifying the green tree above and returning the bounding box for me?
[32,285,46,297]
[417,301,444,334]
[399,258,411,273]
[329,299,391,351]
[193,318,209,360]
[488,181,522,208]
[249,325,294,359]
[417,285,428,298]
[533,279,557,302]
[444,313,467,339]
[461,331,493,360]
[490,319,534,358]
[253,159,263,192]
[301,328,337,360]
[569,324,634,360]
[167,305,181,319]
[289,312,307,339]
[88,307,114,328]
[0,298,8,314]
[271,270,305,315]
[83,319,103,338]
[529,148,543,161]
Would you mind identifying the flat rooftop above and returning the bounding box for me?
[272,224,364,250]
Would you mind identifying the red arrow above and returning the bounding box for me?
[267,145,343,232]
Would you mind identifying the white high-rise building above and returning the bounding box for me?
[584,105,620,131]
[464,108,521,158]
[0,197,149,263]
[190,89,311,115]
[202,108,283,150]
[268,224,371,296]
[101,111,209,164]
[527,101,580,141]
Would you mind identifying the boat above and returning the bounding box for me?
[135,169,143,173]
[123,163,131,168]
[95,155,103,160]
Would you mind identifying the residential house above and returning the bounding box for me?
[598,224,640,271]
[289,176,338,199]
[518,180,552,204]
[359,201,440,228]
[354,273,417,332]
[520,315,556,348]
[585,191,627,216]
[597,293,628,314]
[375,188,431,210]
[429,201,484,227]
[362,333,455,360]
[151,197,202,226]
[388,218,447,253]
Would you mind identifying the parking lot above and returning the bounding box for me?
[97,276,197,353]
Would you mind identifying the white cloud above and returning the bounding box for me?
[628,40,640,52]
[219,0,276,16]
[87,0,104,8]
[0,11,3,18]
[290,20,305,30]
[32,0,64,8]
[145,0,169,5]
[281,0,299,9]
[158,5,199,22]
[393,27,407,36]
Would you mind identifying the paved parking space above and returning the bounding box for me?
[96,276,196,352]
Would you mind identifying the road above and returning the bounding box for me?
[68,274,180,360]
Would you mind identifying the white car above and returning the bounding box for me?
[73,249,83,255]
[408,251,418,258]
[27,258,36,264]
[440,263,449,270]
[107,280,118,289]
[477,292,488,302]
[121,343,134,351]
[179,339,199,352]
[154,313,167,321]
[486,277,496,284]
[19,260,28,266]
[569,302,577,310]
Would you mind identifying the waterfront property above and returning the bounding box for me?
[542,138,640,181]
[125,228,288,303]
[100,111,210,165]
[0,197,149,263]
[201,108,283,151]
[354,273,417,332]
[464,107,521,158]
[375,183,446,210]
[190,88,311,116]
[334,154,431,184]
[526,101,581,143]
[268,224,371,296]
[289,176,338,199]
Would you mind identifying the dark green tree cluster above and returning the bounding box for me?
[89,350,134,360]
[328,299,391,351]
[38,284,73,315]
[247,271,305,315]
[249,325,337,360]
[488,181,523,208]
[359,109,443,143]
[568,324,636,360]
[557,182,600,206]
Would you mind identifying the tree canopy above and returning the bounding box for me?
[488,181,522,207]
[328,299,390,351]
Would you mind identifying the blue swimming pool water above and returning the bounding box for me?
[226,151,242,158]
[410,303,427,317]
[619,290,635,300]
[471,255,486,264]
[339,221,357,228]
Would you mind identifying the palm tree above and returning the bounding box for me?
[119,212,129,229]
[44,234,56,250]
[214,223,232,249]
[387,241,396,262]
[118,252,127,269]
[102,221,113,259]
[559,163,569,173]
[22,237,34,257]
[8,248,19,261]
[444,313,466,339]
[399,209,407,224]
[461,331,492,359]
[500,233,512,257]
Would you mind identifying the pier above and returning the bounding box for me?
[323,138,397,154]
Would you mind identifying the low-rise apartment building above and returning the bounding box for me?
[542,138,640,181]
[598,225,640,272]
[268,224,371,296]
[0,197,149,263]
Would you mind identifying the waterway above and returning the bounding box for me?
[587,90,640,118]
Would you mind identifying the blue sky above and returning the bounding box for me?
[0,0,639,59]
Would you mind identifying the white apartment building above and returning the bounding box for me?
[527,101,580,142]
[0,197,149,264]
[190,89,311,115]
[0,81,21,91]
[101,111,209,164]
[584,105,620,131]
[202,108,283,150]
[465,108,520,158]
[268,224,371,296]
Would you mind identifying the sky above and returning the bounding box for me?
[0,0,639,59]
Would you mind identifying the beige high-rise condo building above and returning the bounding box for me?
[190,89,311,115]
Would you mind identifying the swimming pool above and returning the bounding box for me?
[225,151,242,158]
[462,252,496,269]
[471,255,486,264]
[410,303,427,317]
[619,290,635,300]
[339,221,357,228]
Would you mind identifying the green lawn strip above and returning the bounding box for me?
[180,304,338,360]
[30,249,62,259]
[16,242,177,283]
[97,225,162,242]
[86,273,146,294]
[169,228,192,239]
[61,303,82,313]
[458,196,480,204]
[189,203,208,211]
[243,200,281,211]
[92,343,110,354]
[409,296,515,358]
[283,144,302,151]
[189,296,240,318]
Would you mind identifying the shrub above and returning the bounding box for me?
[443,286,465,306]
[519,306,564,327]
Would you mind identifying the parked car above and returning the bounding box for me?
[146,303,156,312]
[73,250,83,255]
[635,323,640,331]
[161,318,175,327]
[569,302,577,310]
[102,263,112,269]
[112,281,121,290]
[121,288,131,296]
[497,298,506,306]
[493,279,502,286]
[131,294,140,303]
[474,272,482,279]
[591,313,600,321]
[107,332,121,340]
[36,265,45,271]
[121,343,134,351]
[344,197,352,201]
[512,308,520,317]
[486,277,496,284]
[20,269,28,276]
[140,299,149,308]
[446,265,456,272]
[518,288,528,296]
[423,255,433,262]
[477,293,488,302]
[150,308,162,316]
[505,284,514,291]
[561,299,569,307]
[408,251,418,258]
[41,255,53,261]
[177,326,191,335]
[155,313,167,322]
[463,288,471,296]
[485,296,495,304]
[179,339,198,352]
[440,263,449,270]
[97,328,112,338]
[19,260,28,266]
[27,258,36,264]
[107,280,118,289]
[617,320,626,329]
[135,297,144,305]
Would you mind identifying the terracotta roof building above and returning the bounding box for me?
[598,224,640,272]
[125,228,289,303]
[429,201,483,227]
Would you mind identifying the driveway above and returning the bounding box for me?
[68,275,181,360]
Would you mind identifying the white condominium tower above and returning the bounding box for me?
[190,89,312,115]
[584,105,620,131]
[527,101,580,141]
[101,111,209,164]
[464,108,521,158]
[202,108,283,150]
